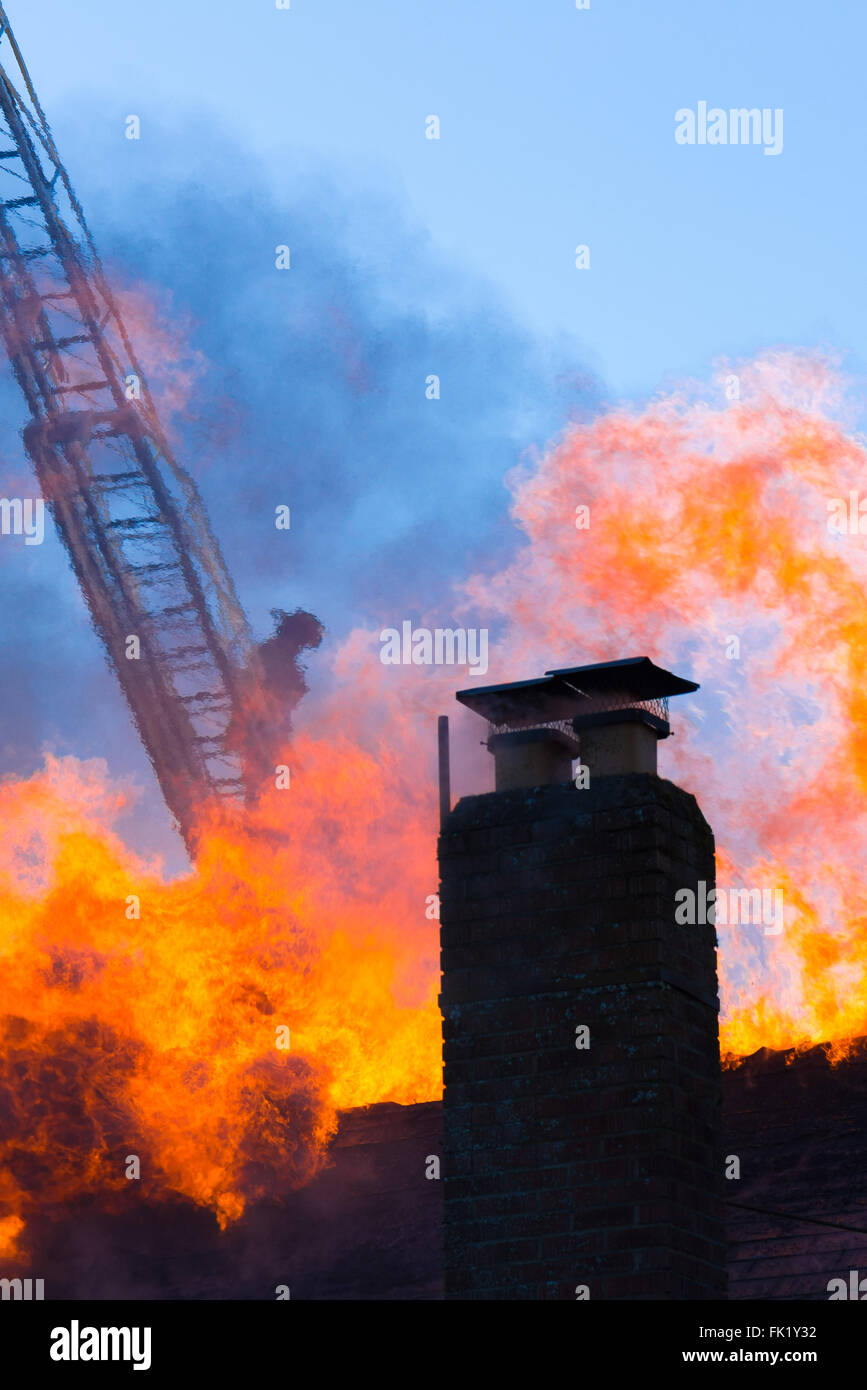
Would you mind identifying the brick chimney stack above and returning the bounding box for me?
[438,657,726,1299]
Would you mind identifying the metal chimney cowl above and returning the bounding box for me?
[456,656,699,790]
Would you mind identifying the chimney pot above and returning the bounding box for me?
[456,655,698,789]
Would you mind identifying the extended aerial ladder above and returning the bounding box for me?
[0,6,270,848]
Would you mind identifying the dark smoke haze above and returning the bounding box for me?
[0,113,601,870]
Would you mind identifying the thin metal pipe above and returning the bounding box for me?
[438,715,450,830]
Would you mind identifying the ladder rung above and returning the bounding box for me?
[106,515,162,529]
[0,246,52,261]
[153,602,199,619]
[35,334,92,349]
[179,691,229,706]
[168,644,210,659]
[92,471,145,490]
[55,380,111,394]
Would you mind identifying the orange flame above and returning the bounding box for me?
[463,351,867,1064]
[4,346,867,1257]
[0,743,441,1260]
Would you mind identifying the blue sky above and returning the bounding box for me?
[12,0,867,397]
